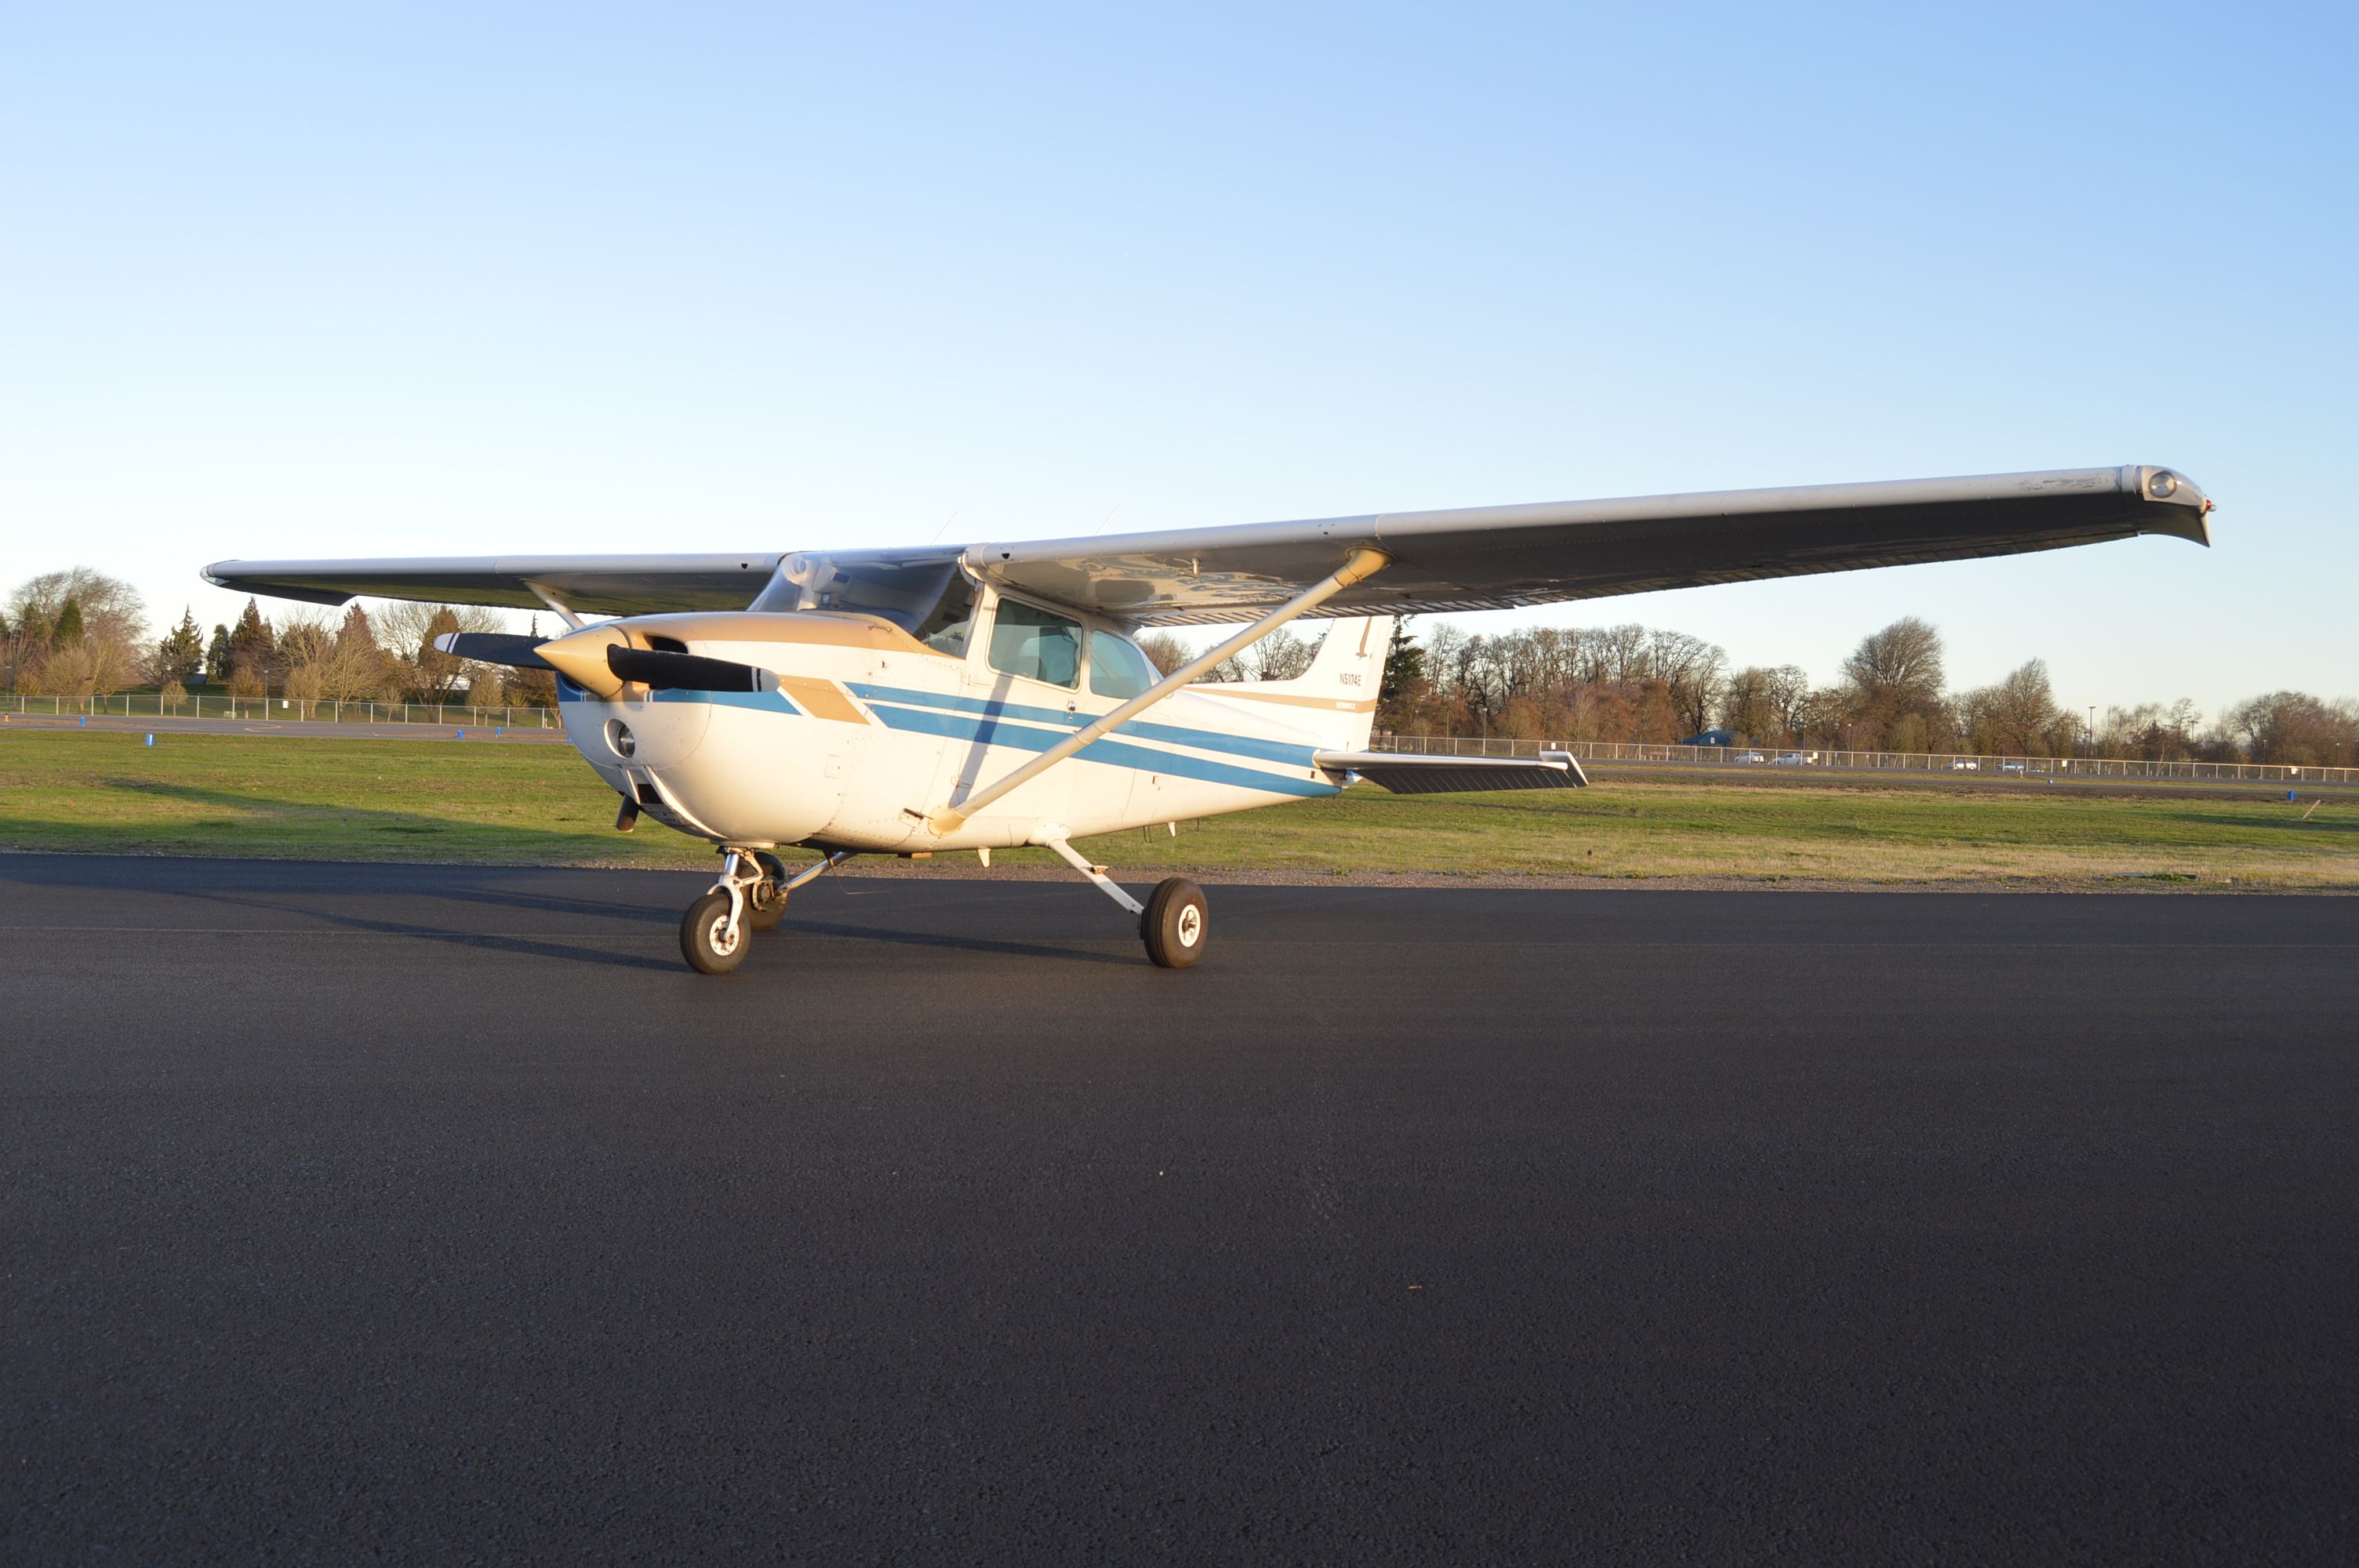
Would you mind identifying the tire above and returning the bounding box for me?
[1140,877,1209,969]
[746,853,790,931]
[680,888,750,975]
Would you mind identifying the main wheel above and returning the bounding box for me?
[680,888,750,975]
[1140,877,1209,969]
[745,852,790,931]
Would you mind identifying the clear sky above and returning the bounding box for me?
[3,2,2351,713]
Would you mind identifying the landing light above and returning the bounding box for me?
[605,720,636,760]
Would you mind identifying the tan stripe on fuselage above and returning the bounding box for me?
[776,675,871,724]
[1198,689,1380,713]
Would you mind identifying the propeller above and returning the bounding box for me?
[604,645,766,693]
[431,631,556,671]
[528,625,767,697]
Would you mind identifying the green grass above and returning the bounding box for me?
[2,730,2354,888]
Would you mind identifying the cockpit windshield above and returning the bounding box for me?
[749,551,975,646]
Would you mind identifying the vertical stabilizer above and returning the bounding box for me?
[1195,615,1394,751]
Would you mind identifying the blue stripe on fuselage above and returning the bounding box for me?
[860,701,1337,798]
[556,681,805,717]
[845,682,1321,768]
[650,688,804,717]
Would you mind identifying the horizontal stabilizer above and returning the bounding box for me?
[432,632,554,670]
[1314,750,1590,794]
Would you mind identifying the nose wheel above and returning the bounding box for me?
[680,887,750,975]
[677,848,856,974]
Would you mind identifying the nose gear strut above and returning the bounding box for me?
[677,849,857,975]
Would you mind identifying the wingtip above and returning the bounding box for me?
[2132,466,2212,546]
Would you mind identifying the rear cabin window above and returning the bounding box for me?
[1088,632,1157,699]
[987,600,1081,688]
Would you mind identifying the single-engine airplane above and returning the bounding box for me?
[207,465,2210,974]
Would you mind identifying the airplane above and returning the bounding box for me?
[206,464,2211,975]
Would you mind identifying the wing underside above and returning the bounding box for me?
[969,466,2211,624]
[202,466,2208,623]
[202,554,787,616]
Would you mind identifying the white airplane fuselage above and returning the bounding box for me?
[554,609,1376,855]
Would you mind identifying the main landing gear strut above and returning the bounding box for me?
[679,848,852,975]
[1042,838,1209,969]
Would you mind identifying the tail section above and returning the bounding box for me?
[1198,615,1394,750]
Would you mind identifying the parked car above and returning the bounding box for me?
[2001,760,2028,774]
[1950,758,1980,771]
[1771,752,1810,766]
[1734,750,1765,764]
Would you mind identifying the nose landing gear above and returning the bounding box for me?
[677,848,854,975]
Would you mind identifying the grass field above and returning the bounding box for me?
[2,730,2353,888]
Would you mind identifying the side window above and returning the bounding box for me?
[987,599,1081,688]
[1089,631,1158,699]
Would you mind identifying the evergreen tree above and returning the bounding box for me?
[1379,617,1425,703]
[205,624,233,684]
[156,608,206,686]
[336,602,376,652]
[227,597,274,675]
[52,595,85,646]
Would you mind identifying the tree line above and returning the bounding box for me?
[2,568,547,711]
[1166,614,2357,768]
[5,565,2354,765]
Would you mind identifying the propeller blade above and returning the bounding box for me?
[431,631,556,670]
[605,645,765,693]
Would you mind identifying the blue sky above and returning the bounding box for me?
[2,2,2350,712]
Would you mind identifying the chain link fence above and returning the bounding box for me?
[1,692,561,729]
[1370,733,2358,786]
[11,691,2352,784]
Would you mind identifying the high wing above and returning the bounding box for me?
[966,465,2210,624]
[202,554,788,615]
[202,466,2208,624]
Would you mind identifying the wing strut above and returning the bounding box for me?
[927,546,1389,834]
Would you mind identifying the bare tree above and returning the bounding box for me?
[1842,616,1944,706]
[371,600,502,702]
[1247,627,1314,682]
[1646,629,1726,736]
[1956,659,2068,756]
[6,568,147,695]
[1765,665,1812,739]
[2227,691,2359,766]
[1841,616,1946,743]
[1590,623,1650,683]
[6,568,147,654]
[1136,630,1190,677]
[1720,666,1785,743]
[2099,699,2206,761]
